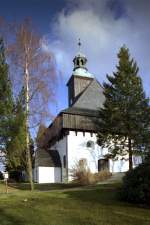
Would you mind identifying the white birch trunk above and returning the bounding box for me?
[25,60,34,190]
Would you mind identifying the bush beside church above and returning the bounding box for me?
[119,159,150,205]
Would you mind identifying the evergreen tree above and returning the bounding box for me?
[0,37,13,154]
[6,88,34,174]
[6,88,26,171]
[97,46,150,170]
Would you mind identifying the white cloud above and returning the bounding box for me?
[43,0,150,112]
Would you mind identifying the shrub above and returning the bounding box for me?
[119,162,150,205]
[71,159,96,185]
[71,160,112,185]
[9,170,23,182]
[95,170,112,182]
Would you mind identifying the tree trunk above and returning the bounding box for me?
[128,138,133,171]
[25,64,34,191]
[26,126,34,191]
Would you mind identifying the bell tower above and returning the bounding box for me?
[67,39,94,107]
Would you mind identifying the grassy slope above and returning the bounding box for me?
[0,182,150,225]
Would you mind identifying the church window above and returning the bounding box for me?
[80,59,84,65]
[63,155,66,168]
[76,59,80,66]
[86,140,94,148]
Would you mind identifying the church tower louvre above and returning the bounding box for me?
[67,39,94,107]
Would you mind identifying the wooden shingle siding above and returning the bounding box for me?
[67,75,93,106]
[63,113,97,131]
[43,115,63,146]
[35,149,61,167]
[73,79,105,110]
[43,110,98,147]
[74,76,92,99]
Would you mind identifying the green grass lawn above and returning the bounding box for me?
[0,182,150,225]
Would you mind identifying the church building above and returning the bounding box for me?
[34,43,141,183]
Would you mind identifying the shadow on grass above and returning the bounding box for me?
[0,208,25,225]
[64,183,138,208]
[8,182,81,191]
[64,183,150,211]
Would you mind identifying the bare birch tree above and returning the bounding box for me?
[1,19,57,190]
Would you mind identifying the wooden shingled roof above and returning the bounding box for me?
[35,149,61,167]
[61,107,99,117]
[72,79,105,110]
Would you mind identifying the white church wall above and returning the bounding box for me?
[109,158,129,173]
[67,131,103,180]
[108,149,142,173]
[37,167,61,183]
[54,167,62,182]
[47,131,142,183]
[67,131,134,180]
[53,137,67,162]
[50,136,67,182]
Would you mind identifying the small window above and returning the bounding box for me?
[81,59,84,65]
[77,59,80,66]
[86,140,94,148]
[63,155,66,168]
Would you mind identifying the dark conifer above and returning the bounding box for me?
[97,46,150,170]
[0,38,13,151]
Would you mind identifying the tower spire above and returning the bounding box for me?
[72,40,94,78]
[78,38,81,52]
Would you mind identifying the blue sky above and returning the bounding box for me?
[0,0,65,32]
[0,0,150,119]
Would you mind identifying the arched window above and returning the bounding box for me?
[76,59,80,66]
[63,155,66,168]
[80,59,84,65]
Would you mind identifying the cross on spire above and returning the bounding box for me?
[78,38,81,51]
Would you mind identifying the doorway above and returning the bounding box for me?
[98,159,109,171]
